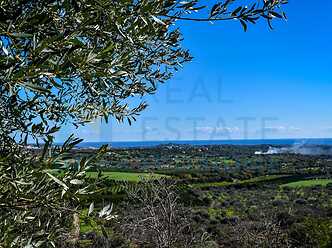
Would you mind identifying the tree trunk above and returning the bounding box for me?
[72,213,80,242]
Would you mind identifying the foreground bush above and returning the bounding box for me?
[0,139,111,247]
[120,179,210,248]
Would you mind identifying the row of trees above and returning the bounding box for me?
[0,0,287,246]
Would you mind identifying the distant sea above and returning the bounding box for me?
[76,138,332,149]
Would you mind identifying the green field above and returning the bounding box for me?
[86,171,168,182]
[192,175,289,188]
[281,179,332,188]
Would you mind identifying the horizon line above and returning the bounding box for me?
[77,137,332,144]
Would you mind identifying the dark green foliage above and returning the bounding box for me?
[0,0,193,143]
[0,139,109,247]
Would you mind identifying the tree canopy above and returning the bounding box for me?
[0,0,287,146]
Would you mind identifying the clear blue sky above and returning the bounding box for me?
[56,0,332,142]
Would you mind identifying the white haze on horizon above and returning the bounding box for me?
[255,142,332,156]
